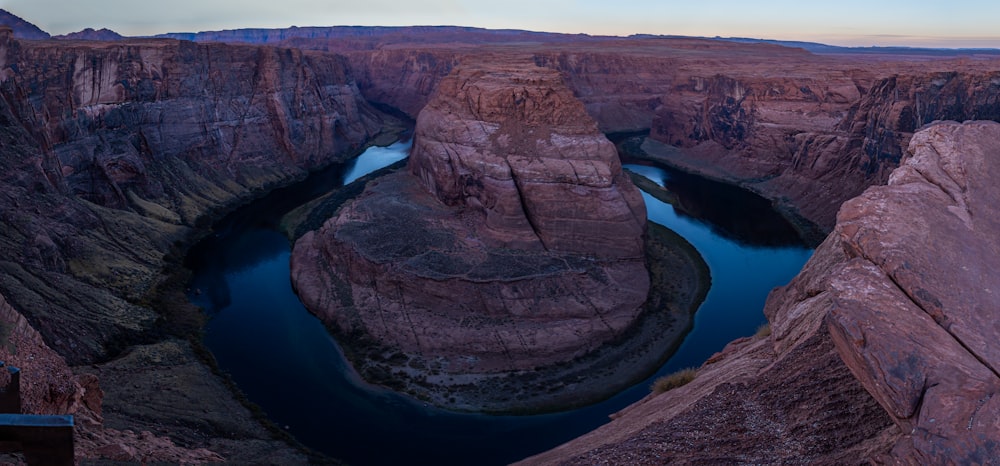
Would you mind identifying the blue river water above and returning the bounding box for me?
[186,141,813,465]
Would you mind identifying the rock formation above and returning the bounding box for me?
[335,38,1000,235]
[828,121,1000,462]
[0,32,387,363]
[0,30,387,461]
[0,9,49,40]
[291,61,652,409]
[0,13,997,462]
[520,121,1000,464]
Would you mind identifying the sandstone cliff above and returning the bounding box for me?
[521,121,1000,464]
[291,61,666,411]
[340,39,1000,235]
[0,31,386,363]
[0,30,387,461]
[140,27,1000,234]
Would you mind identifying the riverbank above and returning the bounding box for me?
[282,164,711,414]
[69,125,410,463]
[619,135,828,246]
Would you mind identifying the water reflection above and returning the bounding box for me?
[186,143,813,465]
[626,162,807,247]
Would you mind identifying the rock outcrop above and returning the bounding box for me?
[0,292,228,464]
[521,120,1000,464]
[408,61,647,257]
[828,121,1000,462]
[291,61,653,410]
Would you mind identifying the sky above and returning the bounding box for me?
[3,0,1000,48]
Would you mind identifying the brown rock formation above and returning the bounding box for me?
[828,121,1000,462]
[0,292,227,464]
[291,61,651,410]
[337,37,1000,233]
[0,34,387,363]
[0,31,387,461]
[409,61,647,257]
[521,120,1000,464]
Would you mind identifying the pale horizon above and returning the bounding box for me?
[3,0,1000,49]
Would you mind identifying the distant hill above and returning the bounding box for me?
[54,28,124,41]
[0,9,50,39]
[154,25,609,46]
[719,37,1000,56]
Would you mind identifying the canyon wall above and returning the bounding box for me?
[522,120,1000,464]
[342,40,1000,233]
[0,29,387,461]
[131,26,1000,233]
[0,31,387,363]
[644,66,1000,230]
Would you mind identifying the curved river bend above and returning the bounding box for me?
[186,141,813,465]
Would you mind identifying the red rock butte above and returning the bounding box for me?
[409,60,647,257]
[291,61,650,386]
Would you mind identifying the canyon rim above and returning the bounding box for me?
[0,8,997,463]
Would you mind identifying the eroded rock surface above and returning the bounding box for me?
[336,37,1000,234]
[0,32,387,363]
[521,121,1000,463]
[828,121,1000,462]
[291,62,653,410]
[0,30,386,462]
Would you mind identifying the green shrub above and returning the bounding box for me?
[651,367,697,394]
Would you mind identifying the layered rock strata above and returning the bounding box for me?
[522,120,1000,464]
[0,31,386,363]
[0,30,385,461]
[338,38,1000,233]
[291,62,654,410]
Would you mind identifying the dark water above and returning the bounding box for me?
[186,142,813,465]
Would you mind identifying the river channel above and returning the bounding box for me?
[185,140,813,465]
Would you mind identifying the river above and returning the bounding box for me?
[185,140,813,465]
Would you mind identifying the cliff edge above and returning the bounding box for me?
[522,121,1000,463]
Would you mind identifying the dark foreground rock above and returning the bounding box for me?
[521,121,1000,463]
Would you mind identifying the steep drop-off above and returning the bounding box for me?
[0,28,388,461]
[0,30,386,362]
[522,121,1000,464]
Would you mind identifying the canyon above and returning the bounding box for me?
[0,12,997,463]
[289,61,686,412]
[521,120,1000,464]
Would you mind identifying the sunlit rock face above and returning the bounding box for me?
[291,61,649,377]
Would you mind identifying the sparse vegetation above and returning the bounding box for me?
[651,367,698,394]
[755,323,772,338]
